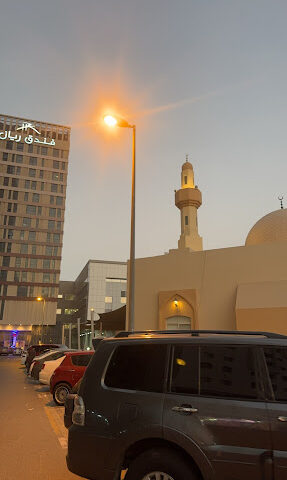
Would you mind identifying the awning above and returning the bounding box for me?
[95,305,126,331]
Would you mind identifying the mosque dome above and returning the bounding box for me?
[182,161,193,171]
[245,209,287,246]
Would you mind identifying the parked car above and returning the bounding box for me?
[0,346,10,355]
[50,351,93,406]
[30,348,73,381]
[67,329,287,480]
[25,344,67,372]
[39,356,67,385]
[21,351,27,365]
[64,379,82,429]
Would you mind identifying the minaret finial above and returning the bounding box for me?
[185,154,189,163]
[278,195,284,209]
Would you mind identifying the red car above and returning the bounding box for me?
[50,351,93,406]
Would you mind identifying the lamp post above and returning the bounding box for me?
[36,296,46,344]
[104,114,136,332]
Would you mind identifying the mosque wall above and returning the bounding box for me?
[133,241,287,334]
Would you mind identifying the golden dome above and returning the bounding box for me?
[245,209,287,246]
[182,161,193,171]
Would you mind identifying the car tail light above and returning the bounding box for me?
[72,395,85,426]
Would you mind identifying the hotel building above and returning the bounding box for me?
[0,114,70,347]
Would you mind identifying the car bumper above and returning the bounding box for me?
[67,425,119,480]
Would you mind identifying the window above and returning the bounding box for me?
[16,167,21,175]
[0,271,7,281]
[53,160,59,169]
[263,347,287,402]
[20,231,25,240]
[7,230,13,239]
[65,308,78,315]
[61,162,65,170]
[43,273,50,283]
[48,220,55,230]
[25,180,30,189]
[28,231,36,241]
[11,178,18,187]
[57,209,61,218]
[41,182,45,191]
[29,157,37,166]
[15,258,21,267]
[32,193,39,203]
[171,345,258,400]
[71,354,93,367]
[29,286,34,297]
[171,345,199,395]
[2,152,8,161]
[29,168,36,177]
[8,216,15,226]
[12,191,18,200]
[16,143,24,151]
[53,149,59,158]
[31,245,37,255]
[3,177,9,186]
[52,172,59,181]
[184,175,188,184]
[41,146,48,155]
[21,272,27,282]
[105,296,112,303]
[42,287,49,297]
[7,203,12,212]
[45,246,53,256]
[7,165,15,174]
[56,222,61,230]
[49,208,56,217]
[51,184,58,193]
[16,154,23,163]
[2,256,10,267]
[50,196,54,204]
[43,259,50,268]
[6,140,13,150]
[30,258,37,268]
[41,158,45,167]
[17,286,28,297]
[13,203,17,213]
[0,189,4,198]
[105,345,167,392]
[56,308,62,315]
[0,243,5,253]
[28,144,33,153]
[23,217,31,227]
[7,243,11,253]
[24,192,29,201]
[39,170,44,178]
[20,244,28,254]
[26,205,36,215]
[31,181,37,190]
[185,216,188,226]
[53,234,60,243]
[56,196,63,206]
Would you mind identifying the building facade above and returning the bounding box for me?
[0,114,70,347]
[132,160,287,335]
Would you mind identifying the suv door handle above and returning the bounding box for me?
[278,416,287,422]
[172,405,198,414]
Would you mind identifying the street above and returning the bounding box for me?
[0,356,80,480]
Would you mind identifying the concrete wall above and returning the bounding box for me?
[133,241,287,334]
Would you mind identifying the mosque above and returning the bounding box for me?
[131,159,287,334]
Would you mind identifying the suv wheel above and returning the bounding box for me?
[53,383,71,406]
[125,448,198,480]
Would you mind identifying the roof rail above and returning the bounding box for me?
[114,329,287,339]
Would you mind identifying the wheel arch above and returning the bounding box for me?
[121,438,204,479]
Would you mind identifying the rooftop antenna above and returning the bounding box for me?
[278,195,284,209]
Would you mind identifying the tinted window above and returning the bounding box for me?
[171,345,199,394]
[264,347,287,402]
[71,354,93,367]
[170,345,258,399]
[46,351,65,361]
[200,346,258,399]
[105,344,167,393]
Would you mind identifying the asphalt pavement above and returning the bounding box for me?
[0,356,80,480]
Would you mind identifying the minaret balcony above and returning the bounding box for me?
[175,187,202,209]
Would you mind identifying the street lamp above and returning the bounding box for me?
[104,113,136,332]
[37,296,46,344]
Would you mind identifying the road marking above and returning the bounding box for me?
[44,406,67,449]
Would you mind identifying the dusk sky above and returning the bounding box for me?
[1,0,287,280]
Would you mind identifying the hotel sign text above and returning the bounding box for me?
[0,122,56,146]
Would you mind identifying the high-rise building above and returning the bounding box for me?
[0,114,70,348]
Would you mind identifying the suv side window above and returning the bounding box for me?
[105,344,167,393]
[263,347,287,401]
[171,345,259,400]
[71,355,93,367]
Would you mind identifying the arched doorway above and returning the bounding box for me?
[166,315,192,330]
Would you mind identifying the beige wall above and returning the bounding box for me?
[3,300,57,326]
[133,241,287,334]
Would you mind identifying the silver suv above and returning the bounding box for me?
[67,330,287,480]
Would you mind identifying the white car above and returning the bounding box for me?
[39,356,65,385]
[28,349,59,376]
[21,353,27,365]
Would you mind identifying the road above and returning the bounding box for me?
[0,356,80,480]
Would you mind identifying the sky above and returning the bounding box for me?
[1,0,287,280]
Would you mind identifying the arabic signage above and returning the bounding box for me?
[0,122,56,146]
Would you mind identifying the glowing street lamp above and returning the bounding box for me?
[37,296,46,343]
[104,113,136,332]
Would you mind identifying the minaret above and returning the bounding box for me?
[175,157,203,251]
